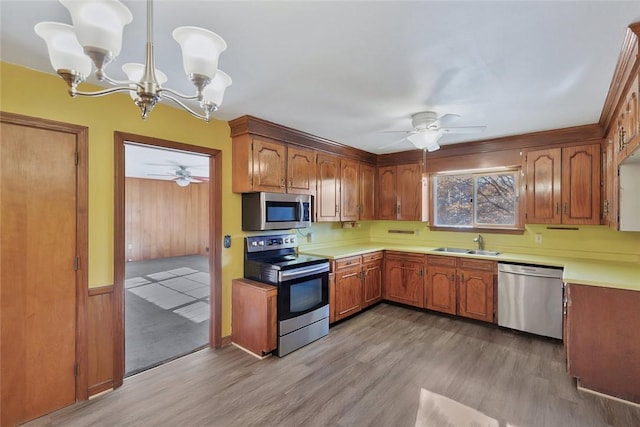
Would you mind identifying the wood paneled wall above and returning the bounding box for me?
[87,286,114,396]
[125,178,209,261]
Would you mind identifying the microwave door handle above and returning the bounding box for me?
[299,200,304,221]
[279,264,329,281]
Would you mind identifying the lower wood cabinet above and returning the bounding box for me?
[384,252,424,308]
[231,278,277,357]
[565,284,640,404]
[362,252,383,307]
[334,256,363,322]
[425,256,457,315]
[330,252,384,323]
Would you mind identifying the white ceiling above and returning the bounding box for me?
[2,1,640,154]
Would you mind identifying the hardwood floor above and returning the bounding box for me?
[25,303,640,427]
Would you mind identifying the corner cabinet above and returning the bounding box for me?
[384,252,424,308]
[377,163,425,221]
[525,144,601,225]
[231,278,277,357]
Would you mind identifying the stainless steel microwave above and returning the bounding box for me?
[242,192,312,231]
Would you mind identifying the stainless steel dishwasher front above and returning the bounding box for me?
[497,263,564,339]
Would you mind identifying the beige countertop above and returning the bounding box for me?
[301,244,640,292]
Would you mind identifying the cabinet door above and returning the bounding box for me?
[377,165,397,220]
[458,269,494,323]
[526,148,562,224]
[561,144,601,225]
[362,259,382,307]
[397,163,422,221]
[251,137,287,193]
[340,159,360,221]
[425,266,457,315]
[287,146,316,195]
[384,255,424,308]
[335,264,363,321]
[316,154,341,222]
[359,163,376,220]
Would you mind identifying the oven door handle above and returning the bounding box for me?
[279,263,329,281]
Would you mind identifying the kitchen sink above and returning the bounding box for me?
[466,249,501,256]
[433,247,469,253]
[433,247,501,256]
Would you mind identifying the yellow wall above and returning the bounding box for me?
[1,62,242,336]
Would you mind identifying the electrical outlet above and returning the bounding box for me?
[307,232,314,243]
[535,233,543,244]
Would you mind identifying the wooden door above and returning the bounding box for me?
[335,264,363,321]
[425,266,457,315]
[359,163,376,220]
[384,253,424,308]
[396,163,422,221]
[287,145,315,195]
[340,159,359,221]
[362,255,382,307]
[458,269,494,323]
[561,144,601,225]
[316,154,341,222]
[251,137,286,193]
[377,165,397,220]
[525,148,562,224]
[1,121,79,426]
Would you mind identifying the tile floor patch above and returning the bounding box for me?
[183,272,210,285]
[160,277,203,293]
[129,283,196,310]
[166,267,199,276]
[173,302,210,323]
[146,271,177,281]
[184,287,209,299]
[125,277,150,288]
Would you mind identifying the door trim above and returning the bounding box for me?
[0,111,89,401]
[113,132,222,387]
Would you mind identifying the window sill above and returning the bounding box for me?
[428,226,525,235]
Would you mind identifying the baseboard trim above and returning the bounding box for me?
[577,382,640,407]
[88,380,114,398]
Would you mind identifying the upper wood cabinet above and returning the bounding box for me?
[287,146,316,195]
[377,162,424,221]
[525,144,601,225]
[316,153,341,222]
[359,163,376,220]
[340,159,360,222]
[232,135,316,195]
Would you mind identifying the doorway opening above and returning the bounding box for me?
[114,133,222,386]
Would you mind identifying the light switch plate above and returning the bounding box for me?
[223,235,231,248]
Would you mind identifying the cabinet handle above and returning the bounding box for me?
[563,202,568,214]
[396,203,401,214]
[419,269,423,277]
[336,204,340,214]
[555,202,559,214]
[280,178,285,187]
[289,177,293,187]
[451,273,455,282]
[460,273,465,283]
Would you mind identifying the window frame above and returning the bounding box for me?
[429,168,524,233]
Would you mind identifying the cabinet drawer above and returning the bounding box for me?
[459,258,496,272]
[335,256,362,270]
[426,255,457,267]
[385,251,425,264]
[362,251,383,263]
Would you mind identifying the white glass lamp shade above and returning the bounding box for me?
[202,70,232,106]
[176,178,190,187]
[408,132,441,152]
[122,63,168,100]
[172,26,227,80]
[59,0,132,57]
[34,22,92,75]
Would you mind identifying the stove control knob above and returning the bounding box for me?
[251,241,258,247]
[284,238,290,243]
[258,241,265,246]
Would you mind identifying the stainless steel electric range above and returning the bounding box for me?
[244,234,329,356]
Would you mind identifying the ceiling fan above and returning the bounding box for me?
[386,111,486,152]
[147,165,209,187]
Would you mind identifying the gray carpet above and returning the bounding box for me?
[125,255,210,377]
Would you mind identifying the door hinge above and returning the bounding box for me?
[250,142,254,151]
[74,256,79,271]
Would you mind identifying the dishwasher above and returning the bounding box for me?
[497,263,564,339]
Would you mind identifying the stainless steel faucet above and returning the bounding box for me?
[473,234,484,250]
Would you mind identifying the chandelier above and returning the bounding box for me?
[34,0,231,122]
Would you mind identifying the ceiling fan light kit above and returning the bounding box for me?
[34,0,231,122]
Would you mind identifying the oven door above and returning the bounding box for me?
[277,264,329,321]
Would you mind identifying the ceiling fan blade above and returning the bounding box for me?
[147,173,176,177]
[440,126,486,134]
[190,176,209,181]
[379,130,414,134]
[434,113,461,128]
